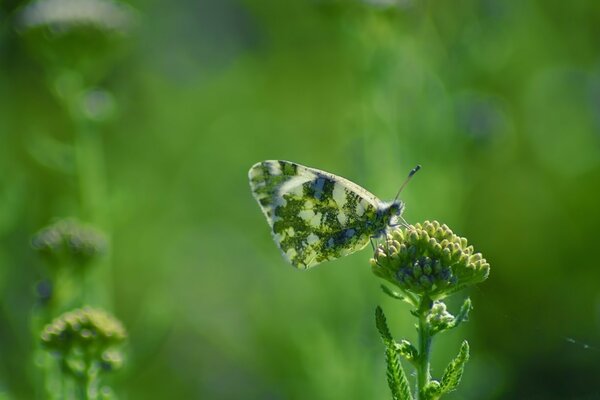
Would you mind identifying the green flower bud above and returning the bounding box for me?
[396,339,418,363]
[413,263,422,278]
[370,221,490,298]
[419,275,432,289]
[409,230,419,242]
[423,262,432,275]
[32,218,107,268]
[423,380,441,398]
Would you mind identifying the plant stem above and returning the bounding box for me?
[73,119,106,225]
[85,365,99,400]
[72,102,114,310]
[416,295,433,399]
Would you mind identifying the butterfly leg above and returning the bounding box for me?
[391,215,410,228]
[371,232,396,269]
[388,216,409,230]
[370,236,386,268]
[370,236,379,252]
[372,231,392,256]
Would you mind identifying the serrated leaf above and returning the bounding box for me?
[385,344,414,400]
[375,306,393,344]
[376,306,414,400]
[440,341,470,394]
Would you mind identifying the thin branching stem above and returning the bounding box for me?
[416,295,433,399]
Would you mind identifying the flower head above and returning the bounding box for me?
[32,218,107,267]
[41,307,126,375]
[371,221,489,299]
[17,0,135,34]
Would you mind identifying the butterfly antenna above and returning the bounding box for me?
[394,165,421,202]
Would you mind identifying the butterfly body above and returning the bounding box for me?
[249,160,404,269]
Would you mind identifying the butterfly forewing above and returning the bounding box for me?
[249,160,385,269]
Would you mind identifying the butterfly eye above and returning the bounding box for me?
[390,202,402,214]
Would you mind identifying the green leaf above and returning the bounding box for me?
[375,307,414,400]
[375,306,393,344]
[452,298,472,328]
[381,284,405,301]
[434,297,472,334]
[385,346,414,400]
[440,341,470,394]
[380,284,418,307]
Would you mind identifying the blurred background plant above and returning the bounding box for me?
[6,0,134,396]
[40,307,126,399]
[30,218,116,399]
[1,0,600,399]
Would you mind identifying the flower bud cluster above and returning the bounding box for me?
[41,307,126,374]
[32,218,107,266]
[427,301,454,334]
[371,221,489,298]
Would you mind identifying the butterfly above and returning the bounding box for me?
[248,160,420,269]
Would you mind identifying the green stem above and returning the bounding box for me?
[72,98,114,310]
[73,120,106,225]
[416,295,433,399]
[85,365,99,400]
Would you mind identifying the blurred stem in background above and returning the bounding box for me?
[16,0,136,306]
[53,72,114,308]
[47,73,113,228]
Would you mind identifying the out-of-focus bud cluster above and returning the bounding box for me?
[17,0,135,34]
[15,0,137,96]
[32,218,107,267]
[41,307,126,375]
[371,221,489,298]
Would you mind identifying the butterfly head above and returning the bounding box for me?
[378,200,405,229]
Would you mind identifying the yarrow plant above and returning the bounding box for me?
[371,220,489,400]
[247,161,489,398]
[41,307,127,399]
[31,219,124,399]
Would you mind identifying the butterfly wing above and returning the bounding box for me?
[249,160,382,269]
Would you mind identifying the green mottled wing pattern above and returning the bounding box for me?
[249,160,391,269]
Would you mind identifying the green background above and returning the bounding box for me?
[1,0,600,398]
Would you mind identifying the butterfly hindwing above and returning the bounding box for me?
[249,160,389,269]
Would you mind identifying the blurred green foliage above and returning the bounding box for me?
[1,0,600,399]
